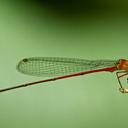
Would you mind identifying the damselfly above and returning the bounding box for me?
[0,57,128,93]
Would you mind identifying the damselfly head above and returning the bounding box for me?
[117,59,128,71]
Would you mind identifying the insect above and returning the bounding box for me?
[0,57,128,93]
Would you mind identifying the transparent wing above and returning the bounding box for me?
[17,57,118,77]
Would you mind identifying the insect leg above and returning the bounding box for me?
[116,71,128,93]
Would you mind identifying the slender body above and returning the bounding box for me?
[0,57,128,93]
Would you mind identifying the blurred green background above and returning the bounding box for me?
[0,0,128,128]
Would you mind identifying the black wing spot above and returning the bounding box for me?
[22,58,28,62]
